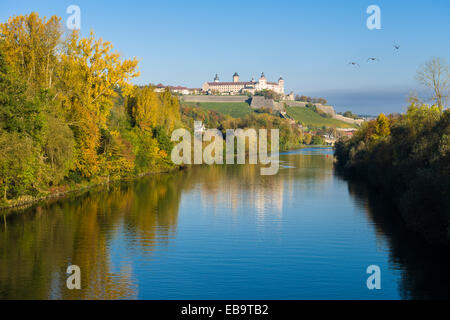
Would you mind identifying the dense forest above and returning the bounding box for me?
[334,104,450,245]
[0,13,182,207]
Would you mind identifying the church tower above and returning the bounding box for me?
[214,74,220,83]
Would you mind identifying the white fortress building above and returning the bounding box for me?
[202,72,285,95]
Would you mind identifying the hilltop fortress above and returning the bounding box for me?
[202,72,285,95]
[156,72,364,127]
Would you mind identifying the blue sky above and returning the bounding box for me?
[1,0,449,114]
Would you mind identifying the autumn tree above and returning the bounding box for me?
[0,13,62,94]
[57,30,139,178]
[0,12,187,204]
[375,113,390,138]
[416,57,449,112]
[303,133,312,145]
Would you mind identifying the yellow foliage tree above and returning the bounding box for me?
[57,31,139,177]
[0,13,62,94]
[375,113,390,138]
[127,86,180,133]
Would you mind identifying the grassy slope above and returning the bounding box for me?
[286,106,356,128]
[184,102,253,118]
[185,102,356,128]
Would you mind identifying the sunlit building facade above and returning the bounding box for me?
[202,72,285,95]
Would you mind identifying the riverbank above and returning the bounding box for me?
[3,147,448,299]
[0,166,181,214]
[0,144,319,213]
[334,108,449,246]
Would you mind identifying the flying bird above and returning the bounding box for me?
[367,57,379,62]
[393,45,400,50]
[348,62,360,67]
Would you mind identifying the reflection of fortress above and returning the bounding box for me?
[202,72,285,95]
[195,166,286,223]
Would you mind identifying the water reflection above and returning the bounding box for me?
[0,174,181,299]
[343,177,450,300]
[0,148,448,299]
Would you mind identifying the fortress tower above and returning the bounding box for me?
[278,76,285,94]
[233,72,239,82]
[258,72,267,86]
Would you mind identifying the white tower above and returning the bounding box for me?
[259,72,267,88]
[278,76,285,94]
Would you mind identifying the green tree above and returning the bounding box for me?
[0,51,45,142]
[43,116,75,185]
[0,132,39,201]
[311,135,325,145]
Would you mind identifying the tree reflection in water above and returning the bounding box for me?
[341,175,450,300]
[1,151,449,300]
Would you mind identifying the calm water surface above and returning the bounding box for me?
[1,148,449,299]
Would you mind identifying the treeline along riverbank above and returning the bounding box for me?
[0,13,182,209]
[0,13,307,210]
[334,104,449,245]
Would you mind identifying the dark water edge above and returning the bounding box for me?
[335,173,450,300]
[334,161,450,247]
[1,148,449,300]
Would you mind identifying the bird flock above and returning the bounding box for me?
[349,45,400,67]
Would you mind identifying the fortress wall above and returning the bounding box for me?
[282,101,308,107]
[250,96,283,111]
[315,105,336,117]
[283,101,336,117]
[181,95,250,103]
[282,101,335,116]
[334,114,364,125]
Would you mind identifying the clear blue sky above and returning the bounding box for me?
[1,0,449,114]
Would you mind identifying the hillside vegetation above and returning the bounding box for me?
[184,102,253,118]
[180,105,304,151]
[186,102,357,129]
[335,105,450,245]
[0,13,181,207]
[286,107,356,128]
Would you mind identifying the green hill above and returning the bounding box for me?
[184,102,253,118]
[184,101,357,128]
[286,106,357,128]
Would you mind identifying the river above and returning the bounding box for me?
[1,147,449,299]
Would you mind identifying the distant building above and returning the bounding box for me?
[202,72,285,95]
[286,92,295,101]
[336,128,357,138]
[154,83,200,95]
[155,83,166,92]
